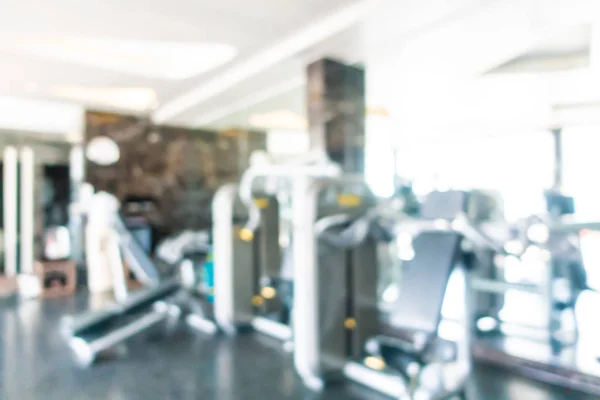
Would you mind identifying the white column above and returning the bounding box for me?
[69,145,85,264]
[20,147,35,275]
[292,175,323,390]
[3,147,18,276]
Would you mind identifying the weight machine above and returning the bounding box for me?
[293,186,478,399]
[471,192,581,348]
[207,155,345,341]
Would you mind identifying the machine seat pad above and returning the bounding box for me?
[378,335,457,365]
[379,340,458,380]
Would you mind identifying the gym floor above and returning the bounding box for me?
[0,295,596,400]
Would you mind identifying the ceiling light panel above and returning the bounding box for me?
[5,37,237,80]
[50,86,157,112]
[0,95,83,136]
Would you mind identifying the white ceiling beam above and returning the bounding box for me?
[182,0,497,128]
[370,0,600,108]
[192,77,305,127]
[414,0,596,77]
[152,0,381,124]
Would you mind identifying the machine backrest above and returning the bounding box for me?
[113,214,160,285]
[420,191,468,221]
[390,230,462,334]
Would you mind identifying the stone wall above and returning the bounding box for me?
[84,111,265,237]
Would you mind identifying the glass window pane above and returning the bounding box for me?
[395,131,554,219]
[562,124,600,219]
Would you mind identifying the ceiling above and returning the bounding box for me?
[1,0,600,139]
[488,24,591,74]
[0,0,362,133]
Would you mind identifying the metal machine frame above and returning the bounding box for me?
[211,162,342,341]
[471,221,580,346]
[293,181,474,399]
[62,192,181,367]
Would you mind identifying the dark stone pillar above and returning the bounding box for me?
[307,58,366,175]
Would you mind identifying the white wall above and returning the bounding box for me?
[394,130,555,220]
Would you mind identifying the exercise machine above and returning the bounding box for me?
[293,186,475,399]
[471,192,581,348]
[473,192,600,395]
[208,154,344,341]
[62,191,183,367]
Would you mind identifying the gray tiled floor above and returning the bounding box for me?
[0,295,596,400]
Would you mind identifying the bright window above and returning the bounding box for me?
[562,124,600,219]
[395,131,554,220]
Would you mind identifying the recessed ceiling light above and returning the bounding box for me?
[249,109,307,130]
[366,106,390,117]
[6,37,237,80]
